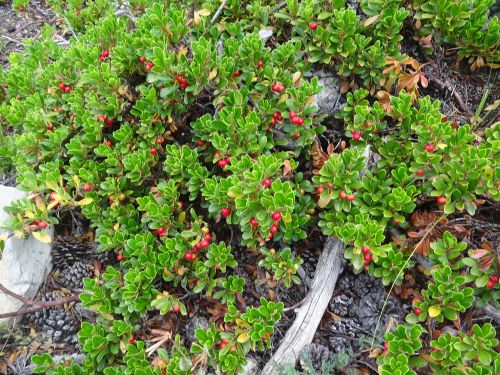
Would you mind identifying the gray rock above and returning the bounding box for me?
[184,316,209,343]
[0,186,53,328]
[258,29,273,44]
[307,70,343,116]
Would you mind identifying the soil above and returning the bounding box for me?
[0,0,56,67]
[0,4,499,375]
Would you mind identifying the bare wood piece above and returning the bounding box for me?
[210,0,227,25]
[261,236,345,374]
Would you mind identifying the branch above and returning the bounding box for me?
[0,294,80,319]
[0,282,43,307]
[210,0,227,25]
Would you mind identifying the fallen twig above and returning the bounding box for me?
[210,0,227,25]
[428,74,470,115]
[0,282,43,307]
[0,294,79,319]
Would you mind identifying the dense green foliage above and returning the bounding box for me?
[0,0,498,373]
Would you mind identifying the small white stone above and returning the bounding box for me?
[258,29,273,44]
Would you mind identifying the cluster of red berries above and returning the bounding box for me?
[349,129,361,141]
[195,140,205,147]
[98,114,114,127]
[270,112,283,126]
[362,245,373,266]
[155,226,171,238]
[487,274,498,289]
[33,219,48,230]
[184,231,212,261]
[176,74,189,90]
[424,144,436,152]
[221,207,231,218]
[412,297,422,315]
[262,178,272,188]
[215,152,231,169]
[267,211,282,239]
[139,56,154,71]
[218,339,236,351]
[48,191,60,208]
[339,190,355,202]
[271,82,285,93]
[58,83,72,93]
[289,111,304,125]
[99,50,110,62]
[436,196,446,205]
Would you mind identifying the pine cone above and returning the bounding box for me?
[329,318,362,354]
[299,250,318,274]
[52,238,94,268]
[299,343,333,372]
[58,261,92,290]
[30,292,77,344]
[329,294,353,317]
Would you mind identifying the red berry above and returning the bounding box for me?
[416,169,424,176]
[139,56,146,64]
[271,118,277,126]
[296,118,304,125]
[309,22,318,30]
[291,116,300,125]
[102,50,109,57]
[128,335,135,344]
[99,55,106,62]
[156,227,165,236]
[218,159,228,168]
[349,129,356,135]
[270,225,278,235]
[196,140,205,147]
[412,297,420,304]
[49,192,57,201]
[271,84,278,92]
[145,62,154,71]
[272,112,280,120]
[232,70,240,78]
[317,185,324,194]
[383,342,389,351]
[98,115,106,122]
[106,140,113,147]
[33,220,40,225]
[84,183,92,192]
[230,345,237,352]
[262,178,272,188]
[257,60,264,68]
[172,305,180,313]
[362,246,371,254]
[199,240,209,248]
[364,252,372,261]
[59,83,66,91]
[347,195,355,202]
[156,138,163,144]
[271,211,282,221]
[436,196,446,205]
[204,234,211,243]
[219,339,228,349]
[221,207,230,218]
[184,252,194,261]
[250,218,259,228]
[424,144,435,152]
[225,156,231,164]
[150,147,157,156]
[214,151,221,158]
[293,133,300,140]
[339,191,348,200]
[64,86,71,93]
[47,124,54,132]
[289,111,296,118]
[487,280,495,289]
[490,275,498,283]
[38,221,48,229]
[413,307,422,315]
[117,253,125,261]
[352,132,361,141]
